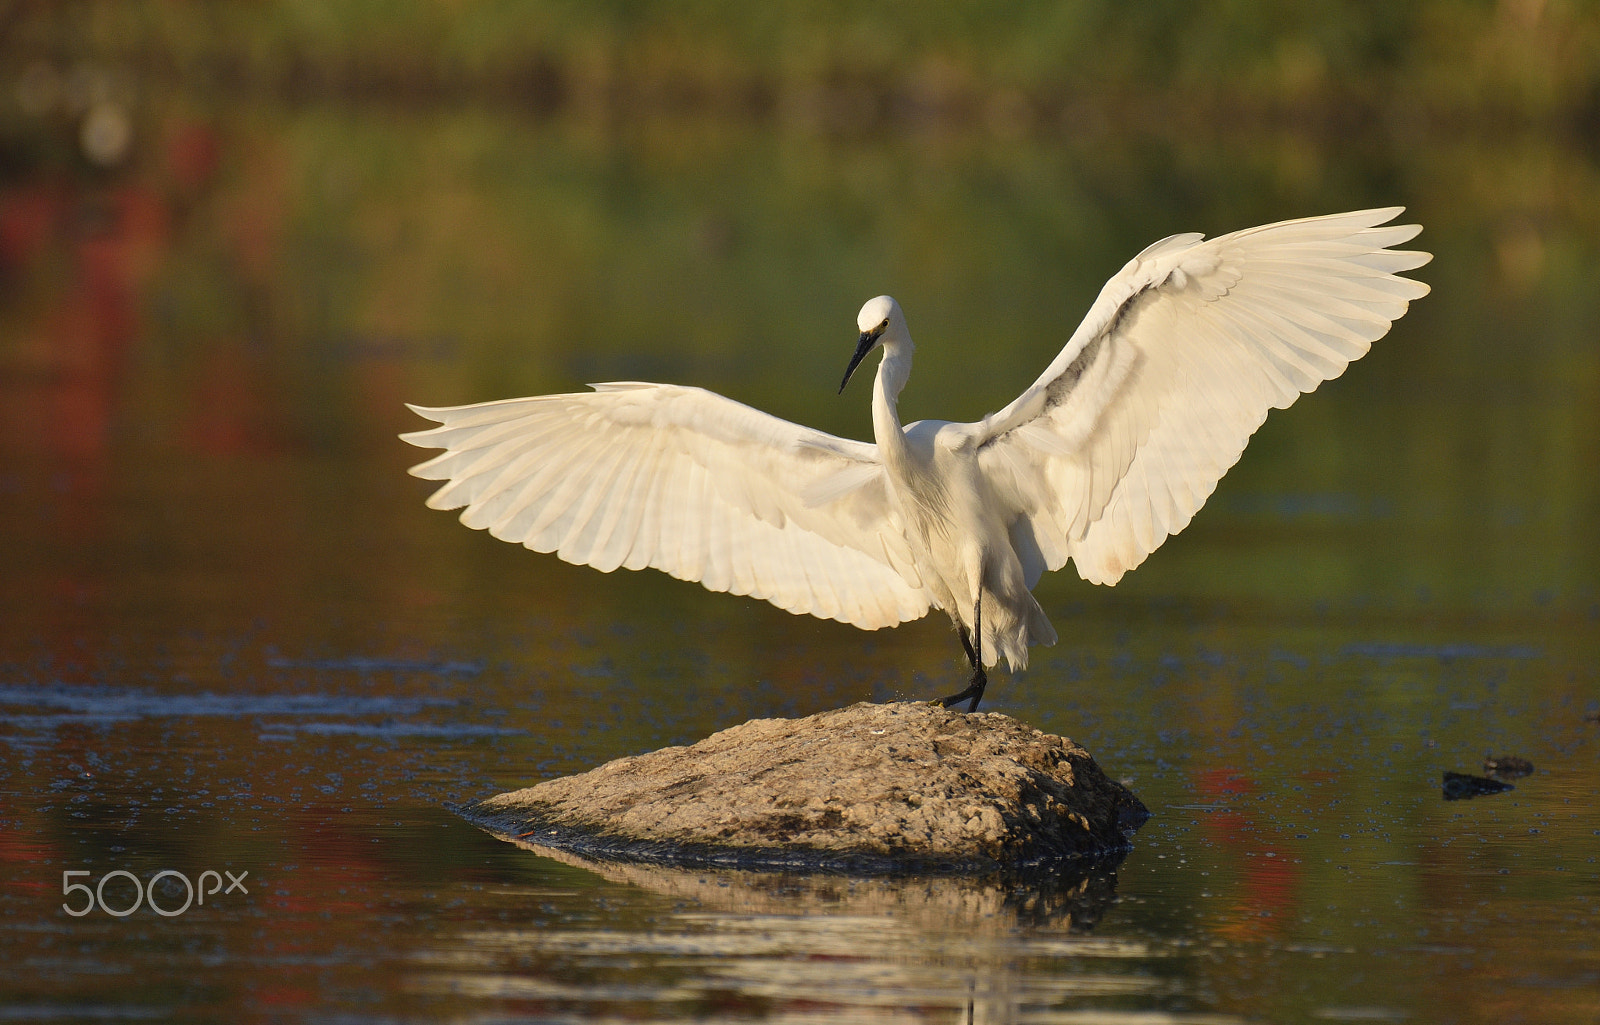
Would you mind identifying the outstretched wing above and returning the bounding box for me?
[401,382,931,629]
[974,207,1432,586]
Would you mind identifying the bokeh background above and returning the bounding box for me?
[3,0,1597,622]
[1,3,1598,1023]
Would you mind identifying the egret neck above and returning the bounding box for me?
[870,324,913,474]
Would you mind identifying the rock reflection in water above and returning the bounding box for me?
[411,843,1191,1023]
[526,842,1124,934]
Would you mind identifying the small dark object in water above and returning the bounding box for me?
[1585,710,1600,724]
[1442,771,1514,800]
[1483,755,1534,778]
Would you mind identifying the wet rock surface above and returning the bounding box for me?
[465,701,1148,873]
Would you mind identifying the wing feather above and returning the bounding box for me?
[975,207,1431,586]
[620,441,669,573]
[704,479,733,594]
[402,383,931,630]
[505,433,611,543]
[555,439,634,564]
[580,440,650,572]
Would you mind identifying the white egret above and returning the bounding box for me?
[402,208,1430,711]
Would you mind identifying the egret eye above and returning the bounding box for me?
[880,318,889,330]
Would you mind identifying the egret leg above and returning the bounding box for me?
[937,594,988,713]
[957,627,978,666]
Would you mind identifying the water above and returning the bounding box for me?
[2,94,1598,1023]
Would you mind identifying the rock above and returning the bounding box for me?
[1482,754,1534,779]
[464,701,1148,873]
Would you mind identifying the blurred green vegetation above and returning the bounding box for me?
[2,0,1597,132]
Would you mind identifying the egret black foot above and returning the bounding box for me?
[936,669,988,713]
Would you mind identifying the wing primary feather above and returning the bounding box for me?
[620,440,670,573]
[465,434,600,536]
[508,434,615,547]
[583,441,653,572]
[703,489,733,593]
[554,438,636,564]
[724,501,758,597]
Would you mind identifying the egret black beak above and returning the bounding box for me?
[838,329,881,394]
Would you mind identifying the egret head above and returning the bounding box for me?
[840,295,900,394]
